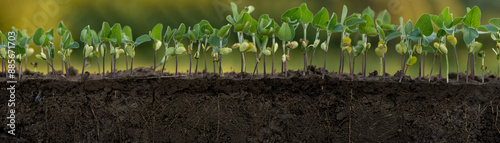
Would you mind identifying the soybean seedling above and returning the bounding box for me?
[31,62,38,72]
[161,26,176,73]
[0,31,7,76]
[227,2,254,75]
[311,7,330,77]
[462,6,482,82]
[173,23,187,75]
[488,18,500,79]
[11,28,32,79]
[188,24,202,75]
[375,10,402,80]
[209,24,232,75]
[55,24,79,79]
[121,26,151,74]
[358,7,377,78]
[80,26,94,80]
[476,51,486,83]
[406,13,434,82]
[343,13,366,76]
[34,27,60,77]
[108,23,125,78]
[149,23,163,72]
[278,22,297,77]
[251,14,274,76]
[432,7,463,81]
[98,22,111,78]
[298,3,313,75]
[198,20,214,74]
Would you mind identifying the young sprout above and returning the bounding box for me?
[298,3,313,75]
[11,28,31,79]
[109,23,124,78]
[0,31,7,77]
[161,26,176,73]
[344,13,366,76]
[476,51,486,83]
[173,23,187,75]
[251,14,274,76]
[31,62,38,72]
[375,10,401,79]
[409,13,434,82]
[432,7,463,81]
[489,18,500,79]
[149,23,163,72]
[311,7,330,77]
[358,7,377,78]
[122,26,151,74]
[227,2,253,75]
[188,24,202,75]
[34,27,59,77]
[278,22,297,77]
[462,6,481,82]
[80,26,94,80]
[198,20,214,74]
[209,24,232,75]
[54,23,79,79]
[98,22,111,78]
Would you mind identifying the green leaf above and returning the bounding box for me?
[33,28,45,46]
[312,7,329,30]
[376,10,391,25]
[151,23,163,41]
[90,30,99,45]
[57,21,68,36]
[278,23,293,41]
[359,14,377,36]
[122,26,132,39]
[134,34,151,46]
[163,26,176,44]
[462,25,479,45]
[230,2,239,21]
[281,7,301,24]
[199,20,214,35]
[377,26,385,40]
[99,22,111,39]
[464,6,481,28]
[415,14,433,36]
[489,18,500,28]
[437,7,453,28]
[362,7,375,19]
[327,13,338,31]
[174,23,186,41]
[218,25,232,38]
[299,3,313,23]
[452,17,463,27]
[479,25,498,33]
[386,32,402,41]
[404,20,413,35]
[111,23,122,43]
[340,5,348,24]
[344,17,365,27]
[406,29,422,41]
[68,42,79,49]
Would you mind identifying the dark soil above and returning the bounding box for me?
[0,66,499,142]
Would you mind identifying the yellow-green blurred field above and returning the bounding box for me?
[1,0,500,76]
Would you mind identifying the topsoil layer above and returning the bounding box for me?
[0,68,500,142]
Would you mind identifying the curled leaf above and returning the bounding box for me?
[405,56,417,66]
[219,47,232,55]
[447,35,457,47]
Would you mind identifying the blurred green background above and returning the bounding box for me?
[1,0,500,76]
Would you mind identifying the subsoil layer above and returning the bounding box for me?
[1,68,500,142]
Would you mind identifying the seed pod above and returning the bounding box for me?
[300,39,309,48]
[375,48,384,57]
[84,45,94,58]
[281,54,286,62]
[405,56,417,66]
[342,37,351,47]
[273,43,278,52]
[262,49,271,56]
[415,45,422,55]
[447,35,457,47]
[439,44,448,54]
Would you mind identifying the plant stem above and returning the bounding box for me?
[446,54,449,83]
[303,51,307,75]
[204,39,208,73]
[114,58,116,78]
[263,54,266,76]
[189,42,193,75]
[352,56,355,77]
[18,63,21,79]
[81,58,86,81]
[102,55,105,79]
[423,53,426,79]
[65,61,69,80]
[131,58,134,74]
[154,50,156,71]
[272,35,275,76]
[383,55,386,80]
[97,55,100,76]
[466,53,470,83]
[497,60,500,80]
[176,56,178,75]
[219,40,223,76]
[472,55,475,80]
[161,56,167,73]
[125,53,128,71]
[379,57,383,77]
[429,53,437,82]
[453,46,459,81]
[482,57,484,83]
[419,55,422,80]
[364,53,367,77]
[252,34,258,75]
[286,48,289,77]
[402,54,406,77]
[282,41,285,74]
[323,34,331,79]
[110,54,114,78]
[439,54,442,79]
[195,42,201,75]
[348,52,352,76]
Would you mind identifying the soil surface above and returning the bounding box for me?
[0,66,499,142]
